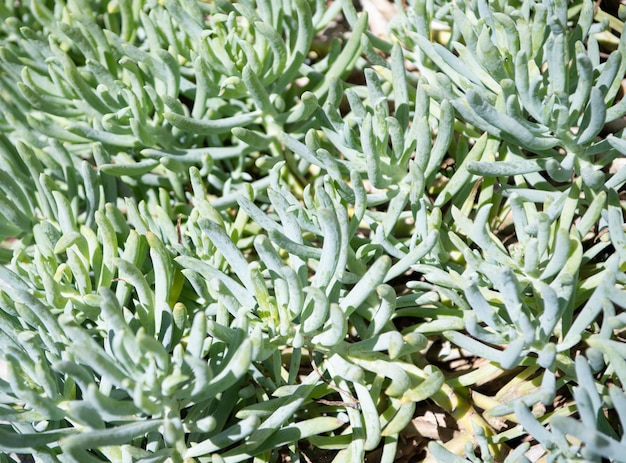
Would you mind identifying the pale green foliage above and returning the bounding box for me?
[0,0,625,462]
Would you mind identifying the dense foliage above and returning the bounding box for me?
[0,0,625,462]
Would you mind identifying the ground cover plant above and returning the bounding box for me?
[0,0,625,461]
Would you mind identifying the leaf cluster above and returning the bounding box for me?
[0,0,625,462]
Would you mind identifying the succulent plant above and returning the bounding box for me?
[0,0,625,462]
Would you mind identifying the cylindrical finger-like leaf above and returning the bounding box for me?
[350,356,410,398]
[366,285,396,337]
[381,400,416,436]
[466,89,558,151]
[424,99,454,182]
[165,111,260,135]
[0,425,73,453]
[576,87,607,145]
[186,415,260,457]
[192,337,253,402]
[327,353,364,383]
[302,286,330,334]
[354,382,382,451]
[199,219,253,289]
[341,255,391,316]
[444,330,503,364]
[401,365,444,403]
[242,64,277,116]
[569,53,593,122]
[311,303,347,346]
[313,208,341,289]
[98,159,159,177]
